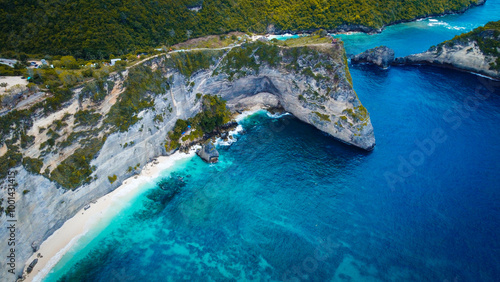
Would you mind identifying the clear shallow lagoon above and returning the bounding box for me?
[45,2,500,281]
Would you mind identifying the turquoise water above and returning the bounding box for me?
[45,2,500,281]
[335,0,500,57]
[271,34,301,40]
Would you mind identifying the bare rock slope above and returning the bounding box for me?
[351,46,395,68]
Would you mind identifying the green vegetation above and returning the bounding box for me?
[108,174,117,184]
[343,105,368,122]
[165,95,231,151]
[2,0,480,58]
[196,95,232,133]
[218,41,281,80]
[343,52,353,85]
[275,34,331,47]
[0,64,24,76]
[20,133,35,149]
[42,88,74,114]
[80,79,115,103]
[0,148,22,179]
[154,114,164,123]
[166,119,189,151]
[50,138,105,189]
[437,20,500,70]
[314,111,331,122]
[105,64,166,132]
[0,109,34,147]
[172,32,245,50]
[74,110,102,127]
[0,54,170,188]
[22,157,43,175]
[168,50,223,77]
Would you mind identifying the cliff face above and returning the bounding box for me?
[394,20,500,79]
[190,43,375,150]
[351,46,395,69]
[0,40,374,280]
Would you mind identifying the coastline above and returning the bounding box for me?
[22,147,200,282]
[21,109,263,282]
[264,0,486,36]
[392,61,500,81]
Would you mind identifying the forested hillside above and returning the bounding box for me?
[0,0,483,58]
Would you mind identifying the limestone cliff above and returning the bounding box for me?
[393,20,500,79]
[0,40,374,280]
[351,46,395,69]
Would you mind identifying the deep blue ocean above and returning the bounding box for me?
[45,2,500,281]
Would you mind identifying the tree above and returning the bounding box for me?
[60,56,79,69]
[0,82,7,91]
[58,71,78,87]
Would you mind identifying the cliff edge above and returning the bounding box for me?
[394,20,500,79]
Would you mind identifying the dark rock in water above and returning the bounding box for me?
[197,142,219,163]
[351,46,395,68]
[27,258,38,273]
[155,173,186,204]
[392,57,407,65]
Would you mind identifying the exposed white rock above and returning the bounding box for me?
[394,41,499,79]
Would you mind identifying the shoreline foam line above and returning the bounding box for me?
[23,109,265,282]
[24,147,200,282]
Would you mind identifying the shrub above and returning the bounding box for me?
[22,157,43,175]
[313,111,331,122]
[50,138,105,189]
[74,110,101,127]
[108,175,117,184]
[165,95,231,150]
[105,65,165,132]
[0,148,22,179]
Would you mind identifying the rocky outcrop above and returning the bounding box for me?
[26,259,38,274]
[196,42,375,151]
[393,41,499,79]
[351,46,395,68]
[197,142,219,163]
[0,40,375,280]
[393,21,500,79]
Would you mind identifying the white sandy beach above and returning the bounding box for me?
[23,147,199,282]
[22,109,262,282]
